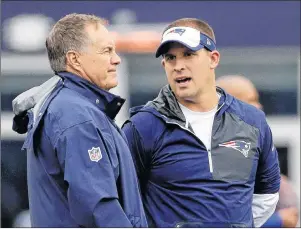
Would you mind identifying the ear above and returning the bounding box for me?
[66,50,82,71]
[161,58,165,68]
[209,50,220,69]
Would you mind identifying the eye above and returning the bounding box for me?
[184,52,194,57]
[105,48,113,53]
[165,55,175,61]
[100,47,114,54]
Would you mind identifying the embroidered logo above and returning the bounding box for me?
[166,28,186,36]
[88,147,102,162]
[219,140,251,158]
[206,38,211,45]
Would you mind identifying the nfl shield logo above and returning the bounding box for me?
[88,147,102,162]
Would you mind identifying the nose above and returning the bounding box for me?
[174,58,185,72]
[111,52,121,65]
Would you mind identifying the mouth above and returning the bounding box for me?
[175,77,192,84]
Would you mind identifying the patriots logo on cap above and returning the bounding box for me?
[166,28,186,36]
[219,140,251,158]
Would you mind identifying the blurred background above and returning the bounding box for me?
[1,1,300,227]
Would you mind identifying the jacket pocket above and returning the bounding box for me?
[210,142,257,182]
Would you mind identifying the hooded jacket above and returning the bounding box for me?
[12,72,147,228]
[122,85,280,228]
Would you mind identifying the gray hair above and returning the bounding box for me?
[46,13,107,73]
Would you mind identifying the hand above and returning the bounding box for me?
[278,207,299,228]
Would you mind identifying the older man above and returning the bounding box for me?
[12,13,147,228]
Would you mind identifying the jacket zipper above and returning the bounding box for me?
[207,149,213,173]
[162,102,225,174]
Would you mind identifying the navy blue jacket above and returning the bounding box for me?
[13,72,147,227]
[122,85,280,227]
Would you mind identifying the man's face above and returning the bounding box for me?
[161,42,219,103]
[79,23,121,90]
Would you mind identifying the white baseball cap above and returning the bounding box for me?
[155,26,216,58]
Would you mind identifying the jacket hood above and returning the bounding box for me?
[12,75,61,134]
[129,85,233,125]
[130,85,185,122]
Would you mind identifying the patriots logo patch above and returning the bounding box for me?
[166,28,186,36]
[219,140,251,158]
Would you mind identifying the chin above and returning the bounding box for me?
[177,91,199,103]
[173,88,192,98]
[178,94,192,101]
[107,82,118,91]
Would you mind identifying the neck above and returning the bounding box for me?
[177,87,219,112]
[65,67,92,83]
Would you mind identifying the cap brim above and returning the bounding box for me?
[155,40,205,58]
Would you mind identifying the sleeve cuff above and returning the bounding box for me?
[261,212,283,228]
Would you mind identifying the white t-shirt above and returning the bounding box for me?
[178,102,218,151]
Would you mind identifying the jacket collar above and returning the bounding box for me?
[58,72,125,120]
[147,85,186,123]
[130,84,233,126]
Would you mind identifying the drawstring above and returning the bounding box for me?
[185,119,189,129]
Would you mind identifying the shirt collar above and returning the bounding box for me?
[57,71,125,120]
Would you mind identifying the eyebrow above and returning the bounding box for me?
[164,53,174,57]
[103,45,113,50]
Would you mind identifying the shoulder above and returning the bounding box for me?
[130,106,165,129]
[46,88,106,131]
[131,109,159,124]
[126,106,166,143]
[227,97,267,131]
